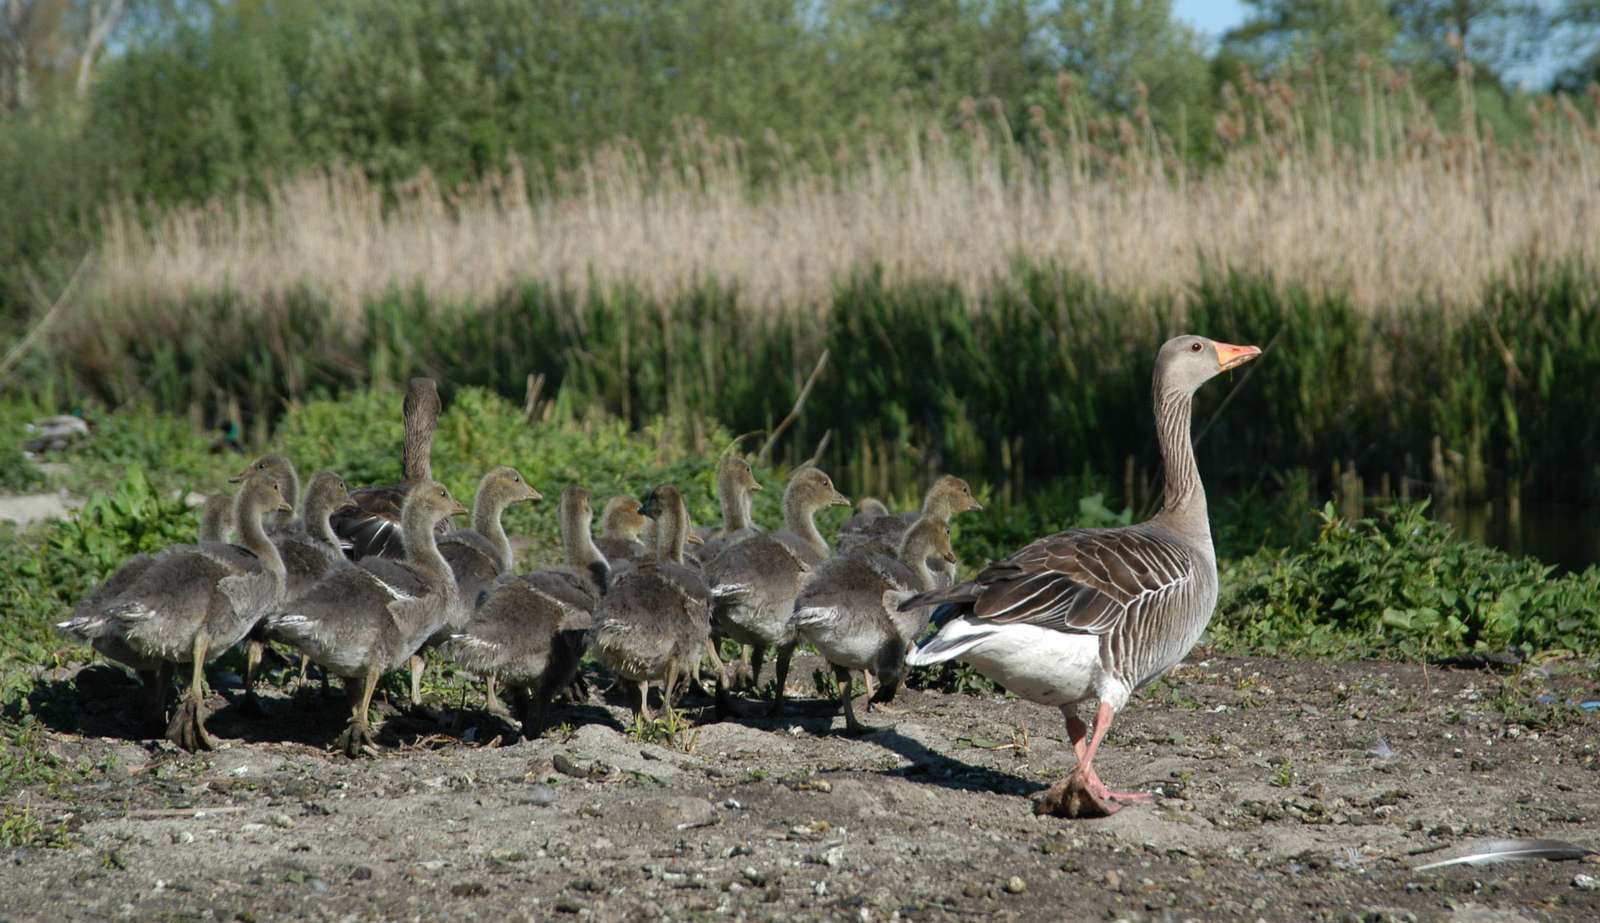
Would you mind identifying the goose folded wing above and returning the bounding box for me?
[967,529,1192,635]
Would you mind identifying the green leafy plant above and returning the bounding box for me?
[1214,502,1600,658]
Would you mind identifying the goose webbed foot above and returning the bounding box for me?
[334,719,379,758]
[165,696,216,752]
[1033,770,1151,819]
[564,673,591,704]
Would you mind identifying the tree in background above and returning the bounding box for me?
[2,0,132,110]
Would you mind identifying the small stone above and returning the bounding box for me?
[269,813,294,829]
[525,784,558,807]
[350,866,373,881]
[552,753,589,777]
[451,881,489,897]
[1103,870,1121,891]
[169,830,195,845]
[488,848,526,863]
[1575,874,1600,891]
[742,867,767,886]
[1004,876,1027,894]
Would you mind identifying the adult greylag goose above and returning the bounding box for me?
[903,335,1260,818]
[592,484,724,723]
[405,467,541,705]
[242,470,356,713]
[701,467,849,711]
[57,471,293,750]
[594,495,650,566]
[697,456,764,562]
[790,515,956,734]
[328,377,442,559]
[263,481,466,756]
[443,486,602,738]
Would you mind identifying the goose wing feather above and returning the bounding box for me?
[908,525,1194,636]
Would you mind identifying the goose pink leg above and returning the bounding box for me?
[1036,701,1153,818]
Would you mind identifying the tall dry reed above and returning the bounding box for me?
[87,70,1600,329]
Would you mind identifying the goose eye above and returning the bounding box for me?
[1189,341,1202,352]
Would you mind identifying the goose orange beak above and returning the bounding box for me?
[1215,342,1261,371]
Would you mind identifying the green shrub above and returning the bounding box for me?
[1214,502,1600,657]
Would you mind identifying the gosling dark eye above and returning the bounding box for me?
[1189,342,1202,353]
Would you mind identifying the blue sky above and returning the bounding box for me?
[1170,0,1565,88]
[1171,0,1249,44]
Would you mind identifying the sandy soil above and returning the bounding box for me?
[4,651,1598,922]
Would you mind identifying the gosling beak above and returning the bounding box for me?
[831,491,851,508]
[337,499,359,513]
[276,501,294,514]
[942,550,958,564]
[1215,341,1262,372]
[449,500,469,516]
[526,487,544,503]
[686,532,706,546]
[749,482,764,492]
[227,468,248,484]
[967,499,985,512]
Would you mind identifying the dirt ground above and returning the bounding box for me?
[4,650,1598,923]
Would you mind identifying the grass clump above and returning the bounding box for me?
[1214,503,1600,658]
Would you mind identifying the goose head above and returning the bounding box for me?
[923,475,983,519]
[403,480,468,528]
[718,456,762,496]
[230,453,300,511]
[900,516,957,569]
[855,497,890,520]
[601,495,649,541]
[477,466,542,511]
[785,467,850,513]
[1156,335,1261,395]
[302,470,357,519]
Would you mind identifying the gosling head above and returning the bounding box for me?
[785,467,850,511]
[479,466,542,508]
[901,516,957,567]
[405,480,468,525]
[718,456,762,495]
[560,485,593,524]
[239,471,295,519]
[230,453,299,502]
[855,497,890,519]
[924,475,983,519]
[302,470,356,517]
[601,496,649,540]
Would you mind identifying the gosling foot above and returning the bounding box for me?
[165,697,216,752]
[333,720,379,758]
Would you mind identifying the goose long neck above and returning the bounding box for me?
[236,493,286,585]
[473,492,514,572]
[657,501,689,565]
[719,475,753,533]
[561,504,604,571]
[783,491,826,557]
[306,494,343,553]
[1154,385,1208,536]
[402,416,435,486]
[402,505,453,593]
[898,526,939,591]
